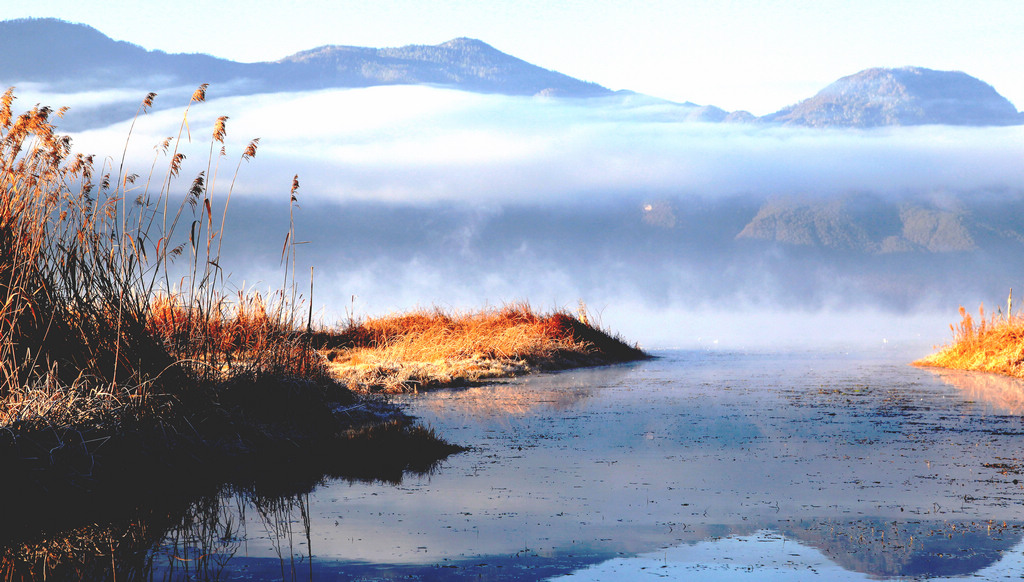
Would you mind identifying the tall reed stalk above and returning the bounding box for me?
[0,85,318,432]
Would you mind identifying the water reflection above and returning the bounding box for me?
[354,350,1024,579]
[552,524,1024,581]
[420,363,637,420]
[0,419,457,580]
[0,486,315,581]
[927,367,1024,415]
[152,491,314,581]
[8,350,1024,580]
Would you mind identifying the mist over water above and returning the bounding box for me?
[63,85,1024,350]
[69,85,1024,201]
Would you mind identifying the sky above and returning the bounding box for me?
[8,0,1024,115]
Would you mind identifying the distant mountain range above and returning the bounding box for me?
[0,19,607,98]
[0,18,1021,129]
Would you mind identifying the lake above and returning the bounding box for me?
[9,346,1024,580]
[140,346,1024,580]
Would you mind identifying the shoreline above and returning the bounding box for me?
[1,303,648,544]
[0,373,459,511]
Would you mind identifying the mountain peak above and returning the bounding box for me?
[437,37,494,51]
[765,66,1022,127]
[282,37,611,97]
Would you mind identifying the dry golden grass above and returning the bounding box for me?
[320,303,647,393]
[914,302,1024,377]
[0,86,338,486]
[147,291,320,377]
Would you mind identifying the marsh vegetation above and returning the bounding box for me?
[0,83,644,536]
[914,292,1024,377]
[0,86,470,505]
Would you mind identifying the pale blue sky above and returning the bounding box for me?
[9,0,1023,114]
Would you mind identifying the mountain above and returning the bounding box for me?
[0,19,1020,130]
[0,18,253,90]
[733,194,1024,254]
[764,67,1023,127]
[0,18,608,98]
[736,197,882,251]
[277,37,609,97]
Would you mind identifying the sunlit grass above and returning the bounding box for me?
[319,302,648,392]
[914,296,1024,377]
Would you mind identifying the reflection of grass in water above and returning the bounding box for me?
[423,383,593,418]
[0,486,310,581]
[915,298,1024,378]
[156,491,314,582]
[927,367,1024,414]
[0,421,462,580]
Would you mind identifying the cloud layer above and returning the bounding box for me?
[51,85,1024,348]
[69,86,1024,204]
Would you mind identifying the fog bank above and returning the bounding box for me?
[53,85,1024,349]
[69,86,1024,204]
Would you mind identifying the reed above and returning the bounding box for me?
[914,294,1024,378]
[0,86,335,488]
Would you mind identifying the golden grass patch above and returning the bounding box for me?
[914,301,1024,378]
[320,303,647,393]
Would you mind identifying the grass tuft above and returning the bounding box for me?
[914,296,1024,377]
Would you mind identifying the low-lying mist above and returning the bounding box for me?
[59,85,1024,350]
[70,85,1024,202]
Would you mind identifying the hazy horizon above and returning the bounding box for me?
[5,4,1023,352]
[42,84,1022,352]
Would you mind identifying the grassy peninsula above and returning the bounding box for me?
[914,298,1024,377]
[315,303,649,393]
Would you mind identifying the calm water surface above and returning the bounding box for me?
[155,347,1024,580]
